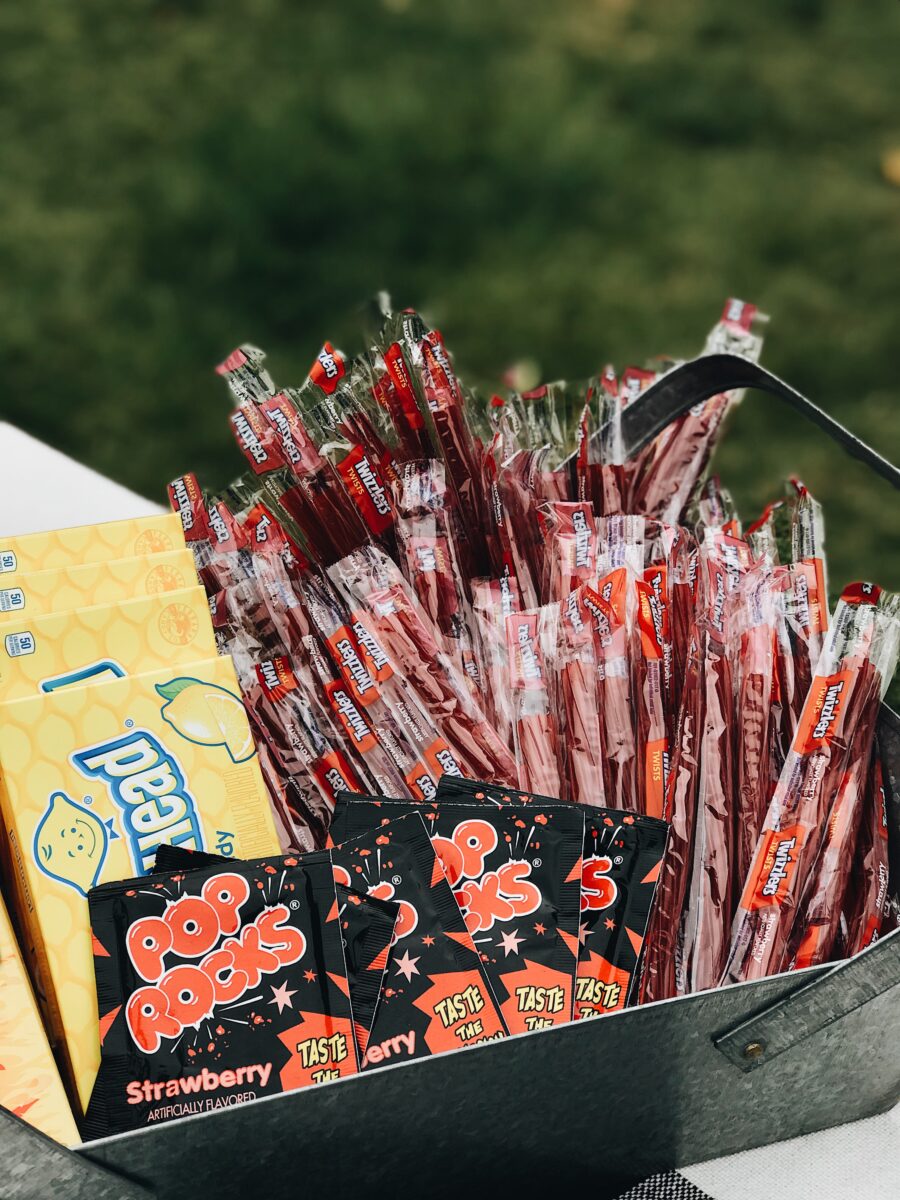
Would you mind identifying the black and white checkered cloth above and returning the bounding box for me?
[613,1171,715,1199]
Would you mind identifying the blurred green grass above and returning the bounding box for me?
[2,0,899,594]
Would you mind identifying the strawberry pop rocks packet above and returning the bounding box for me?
[84,851,356,1137]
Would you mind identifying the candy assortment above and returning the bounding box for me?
[1,299,897,1144]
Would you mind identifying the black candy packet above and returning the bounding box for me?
[434,775,669,1016]
[84,851,357,1138]
[331,794,584,1033]
[334,885,398,1060]
[576,810,668,1017]
[151,843,398,1064]
[329,811,509,1066]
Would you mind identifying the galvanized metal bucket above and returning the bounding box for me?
[3,354,898,1200]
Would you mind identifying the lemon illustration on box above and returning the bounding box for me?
[0,549,199,621]
[0,586,217,702]
[0,655,279,1113]
[157,677,256,762]
[33,792,119,897]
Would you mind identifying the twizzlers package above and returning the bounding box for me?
[331,795,585,1033]
[724,583,900,985]
[84,852,356,1136]
[435,776,669,1018]
[330,812,508,1067]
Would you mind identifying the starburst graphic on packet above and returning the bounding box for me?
[269,982,297,1013]
[394,950,420,980]
[498,928,525,957]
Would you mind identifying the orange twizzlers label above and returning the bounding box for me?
[746,825,807,912]
[793,670,854,755]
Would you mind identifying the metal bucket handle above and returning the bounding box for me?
[616,351,900,489]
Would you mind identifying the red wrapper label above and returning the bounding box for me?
[405,763,438,801]
[582,585,614,639]
[308,342,345,395]
[230,401,286,475]
[747,825,807,911]
[707,558,728,635]
[506,612,544,690]
[325,681,378,754]
[557,504,595,572]
[168,473,210,543]
[383,343,424,429]
[259,394,323,474]
[207,500,246,553]
[420,332,458,411]
[793,558,830,635]
[423,738,462,782]
[326,626,379,707]
[722,297,757,331]
[598,567,628,626]
[336,445,394,536]
[793,670,854,755]
[256,657,300,702]
[243,503,308,569]
[841,581,880,608]
[620,367,655,405]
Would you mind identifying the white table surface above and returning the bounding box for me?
[1,420,897,1199]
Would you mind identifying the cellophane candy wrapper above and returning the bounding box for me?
[629,301,767,521]
[84,852,356,1137]
[329,544,516,786]
[844,757,894,955]
[163,296,900,1053]
[504,604,563,797]
[434,776,669,1016]
[639,629,704,1003]
[680,528,753,994]
[392,458,483,695]
[330,794,584,1033]
[723,583,900,986]
[329,812,508,1066]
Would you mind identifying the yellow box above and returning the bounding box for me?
[0,885,80,1145]
[0,550,200,622]
[0,513,185,576]
[0,586,217,702]
[0,656,279,1112]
